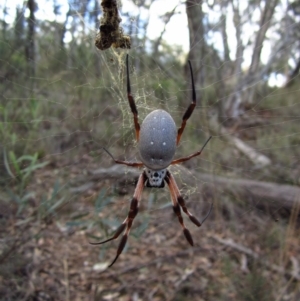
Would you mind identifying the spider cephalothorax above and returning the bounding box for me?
[145,168,167,187]
[91,55,212,267]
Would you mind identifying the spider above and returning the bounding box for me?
[91,55,212,267]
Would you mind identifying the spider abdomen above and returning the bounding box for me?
[139,109,177,170]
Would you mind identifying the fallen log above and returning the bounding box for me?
[71,164,300,211]
[209,115,272,167]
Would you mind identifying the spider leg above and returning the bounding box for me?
[126,54,141,141]
[171,136,212,165]
[165,171,194,246]
[165,171,212,245]
[102,147,144,168]
[90,172,147,267]
[177,60,196,145]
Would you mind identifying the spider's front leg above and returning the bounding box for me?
[126,54,141,142]
[176,60,196,145]
[90,171,147,267]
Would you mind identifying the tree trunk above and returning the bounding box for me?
[286,56,300,87]
[221,0,244,122]
[221,1,230,62]
[224,0,279,121]
[93,0,101,78]
[26,0,36,79]
[249,0,279,76]
[186,0,205,100]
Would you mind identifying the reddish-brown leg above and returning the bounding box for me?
[126,55,140,141]
[165,171,212,245]
[102,147,144,168]
[90,172,147,267]
[165,171,194,246]
[177,60,196,145]
[171,136,212,165]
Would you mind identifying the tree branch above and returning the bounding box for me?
[209,115,271,167]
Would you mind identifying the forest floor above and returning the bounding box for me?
[1,141,300,301]
[1,71,300,301]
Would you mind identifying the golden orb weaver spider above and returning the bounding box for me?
[91,55,212,267]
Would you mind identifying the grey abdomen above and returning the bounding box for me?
[139,110,177,170]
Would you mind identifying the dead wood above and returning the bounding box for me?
[209,115,271,167]
[71,164,300,212]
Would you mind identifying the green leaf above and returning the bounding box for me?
[22,160,49,174]
[3,149,15,178]
[47,197,66,214]
[9,151,21,177]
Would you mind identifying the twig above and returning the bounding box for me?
[211,235,300,281]
[63,258,70,301]
[174,268,195,288]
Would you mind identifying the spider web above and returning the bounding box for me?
[1,0,300,300]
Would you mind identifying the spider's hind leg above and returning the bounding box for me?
[165,170,212,245]
[90,172,147,267]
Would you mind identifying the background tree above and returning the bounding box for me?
[26,0,36,80]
